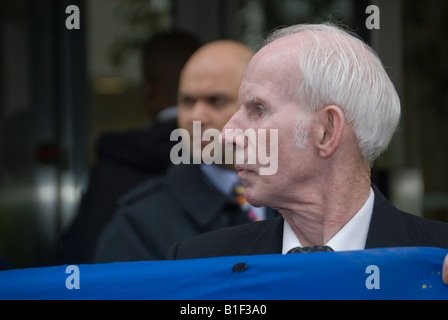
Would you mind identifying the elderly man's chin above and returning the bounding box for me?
[236,168,266,207]
[241,184,266,208]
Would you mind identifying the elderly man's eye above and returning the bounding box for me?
[255,105,265,116]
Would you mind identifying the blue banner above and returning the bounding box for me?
[0,247,447,300]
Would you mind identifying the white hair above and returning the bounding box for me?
[264,23,401,163]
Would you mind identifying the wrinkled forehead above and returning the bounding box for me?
[240,36,305,101]
[251,38,300,74]
[246,30,333,76]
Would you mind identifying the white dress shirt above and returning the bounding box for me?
[282,187,374,253]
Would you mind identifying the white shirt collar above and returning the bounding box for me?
[282,187,375,254]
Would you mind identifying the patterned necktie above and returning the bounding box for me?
[233,184,259,221]
[287,246,334,254]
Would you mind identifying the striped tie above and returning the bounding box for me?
[287,246,334,254]
[233,185,259,221]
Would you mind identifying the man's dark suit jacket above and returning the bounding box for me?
[94,164,277,262]
[167,185,448,260]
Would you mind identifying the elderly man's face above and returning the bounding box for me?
[222,39,318,208]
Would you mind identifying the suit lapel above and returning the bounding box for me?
[365,184,410,248]
[167,164,231,228]
[243,216,284,255]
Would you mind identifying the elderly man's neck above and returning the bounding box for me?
[279,159,372,247]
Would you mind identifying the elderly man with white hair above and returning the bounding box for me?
[167,23,448,284]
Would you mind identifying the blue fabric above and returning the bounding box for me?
[0,247,447,300]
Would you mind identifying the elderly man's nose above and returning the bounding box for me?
[220,111,244,145]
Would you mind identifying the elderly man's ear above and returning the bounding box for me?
[315,105,346,159]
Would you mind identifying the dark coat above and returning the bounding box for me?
[54,118,178,264]
[94,164,277,262]
[167,184,448,260]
